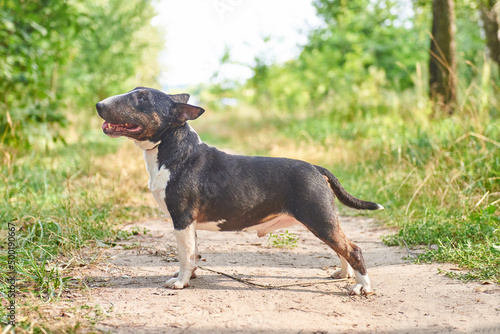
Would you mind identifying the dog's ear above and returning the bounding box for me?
[173,103,205,123]
[169,93,190,104]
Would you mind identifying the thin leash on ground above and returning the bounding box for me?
[198,266,351,289]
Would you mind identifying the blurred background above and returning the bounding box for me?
[1,0,499,317]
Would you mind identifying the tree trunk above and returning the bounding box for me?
[429,0,457,115]
[479,0,500,73]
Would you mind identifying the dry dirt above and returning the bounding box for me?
[77,217,500,334]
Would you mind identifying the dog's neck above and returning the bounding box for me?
[134,123,204,168]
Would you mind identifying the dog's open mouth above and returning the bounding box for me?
[102,121,142,137]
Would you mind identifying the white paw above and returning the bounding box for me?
[164,277,190,289]
[331,268,354,279]
[349,272,373,295]
[349,283,373,296]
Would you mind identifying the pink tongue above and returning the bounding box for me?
[102,122,109,130]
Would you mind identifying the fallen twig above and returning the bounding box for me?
[198,266,351,289]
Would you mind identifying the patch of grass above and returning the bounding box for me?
[384,205,500,282]
[268,230,299,249]
[115,225,150,241]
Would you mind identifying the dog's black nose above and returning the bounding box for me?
[95,102,104,112]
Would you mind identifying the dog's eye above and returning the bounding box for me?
[138,96,145,102]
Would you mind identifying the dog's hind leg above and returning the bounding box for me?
[165,223,197,289]
[323,226,371,295]
[297,212,372,295]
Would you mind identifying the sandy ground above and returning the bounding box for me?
[78,217,500,334]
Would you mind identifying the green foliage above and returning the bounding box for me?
[0,0,78,147]
[0,0,162,149]
[324,97,499,281]
[311,0,428,89]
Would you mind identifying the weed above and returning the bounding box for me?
[268,230,299,249]
[115,229,133,241]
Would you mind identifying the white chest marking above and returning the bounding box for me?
[143,146,170,216]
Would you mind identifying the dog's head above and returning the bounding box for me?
[96,87,204,142]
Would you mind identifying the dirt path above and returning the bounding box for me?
[79,217,500,333]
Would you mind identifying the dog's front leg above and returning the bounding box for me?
[172,231,198,279]
[164,223,197,289]
[331,254,354,279]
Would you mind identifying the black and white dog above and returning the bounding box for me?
[96,87,383,295]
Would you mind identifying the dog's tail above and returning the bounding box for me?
[315,165,384,210]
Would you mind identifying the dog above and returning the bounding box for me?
[96,87,383,295]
